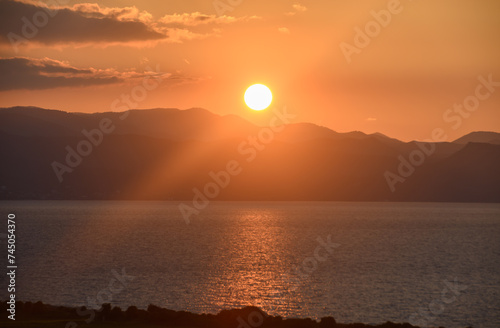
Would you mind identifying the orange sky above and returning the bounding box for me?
[0,0,499,141]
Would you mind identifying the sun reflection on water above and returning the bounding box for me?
[202,210,304,315]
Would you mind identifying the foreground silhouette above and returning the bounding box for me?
[1,301,474,328]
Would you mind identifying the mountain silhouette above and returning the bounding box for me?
[0,106,499,202]
[453,131,500,145]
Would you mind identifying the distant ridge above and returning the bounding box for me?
[453,131,500,145]
[2,106,499,146]
[0,106,383,143]
[0,106,499,202]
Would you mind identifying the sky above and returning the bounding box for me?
[0,0,499,141]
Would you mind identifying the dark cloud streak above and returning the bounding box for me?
[0,0,167,47]
[0,57,121,91]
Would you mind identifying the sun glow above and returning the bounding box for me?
[244,84,273,111]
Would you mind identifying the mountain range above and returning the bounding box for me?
[0,106,499,202]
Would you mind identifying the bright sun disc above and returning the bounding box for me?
[244,84,273,111]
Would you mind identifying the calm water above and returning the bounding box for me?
[1,201,499,328]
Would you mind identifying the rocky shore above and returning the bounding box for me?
[1,301,472,328]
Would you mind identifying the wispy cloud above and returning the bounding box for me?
[278,27,290,34]
[293,4,308,12]
[158,12,241,27]
[70,3,154,23]
[286,3,308,16]
[0,57,173,91]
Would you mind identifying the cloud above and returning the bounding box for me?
[153,13,262,44]
[366,118,378,122]
[293,4,308,12]
[0,1,253,49]
[0,57,119,90]
[0,0,166,49]
[155,13,260,42]
[0,57,173,91]
[158,12,240,27]
[278,27,290,34]
[71,3,154,23]
[157,28,219,43]
[286,3,308,16]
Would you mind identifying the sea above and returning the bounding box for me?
[0,201,499,328]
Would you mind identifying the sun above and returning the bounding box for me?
[244,84,273,111]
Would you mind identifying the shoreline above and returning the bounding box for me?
[1,301,460,328]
